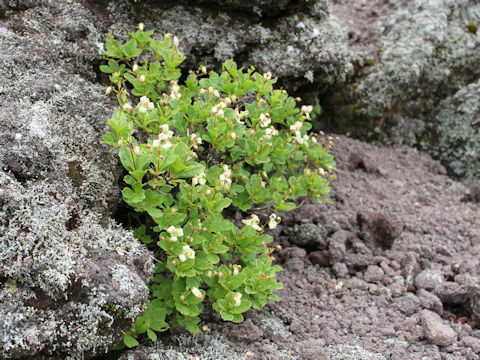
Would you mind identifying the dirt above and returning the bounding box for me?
[113,136,480,360]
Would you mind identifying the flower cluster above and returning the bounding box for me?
[178,244,195,262]
[138,95,155,113]
[242,214,262,231]
[152,124,174,150]
[169,80,181,101]
[218,164,232,191]
[167,226,184,241]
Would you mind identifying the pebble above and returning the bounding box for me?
[461,336,480,354]
[332,262,348,278]
[415,269,444,291]
[395,293,421,316]
[416,289,443,315]
[421,310,457,347]
[364,265,384,283]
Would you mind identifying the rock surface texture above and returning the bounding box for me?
[327,0,480,187]
[0,1,154,358]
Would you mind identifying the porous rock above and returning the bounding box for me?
[421,310,457,347]
[328,0,480,186]
[357,211,402,250]
[0,2,155,358]
[434,282,470,305]
[288,223,329,249]
[415,269,444,292]
[364,265,384,283]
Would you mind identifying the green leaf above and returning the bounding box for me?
[121,39,142,58]
[268,293,281,301]
[228,273,247,290]
[220,310,234,321]
[147,329,158,342]
[123,335,139,348]
[119,146,135,172]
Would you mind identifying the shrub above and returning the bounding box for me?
[101,24,335,348]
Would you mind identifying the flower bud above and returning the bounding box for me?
[133,145,141,157]
[138,23,144,32]
[105,86,112,96]
[173,36,179,47]
[192,287,203,299]
[233,292,242,306]
[180,295,185,303]
[140,75,146,82]
[132,64,138,73]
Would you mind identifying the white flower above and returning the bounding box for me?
[192,287,203,299]
[268,214,281,229]
[232,265,241,276]
[122,103,133,111]
[138,105,147,113]
[263,126,278,140]
[231,132,237,141]
[290,121,303,132]
[217,109,224,118]
[178,252,186,262]
[192,172,206,186]
[167,226,183,241]
[242,214,262,231]
[301,105,313,114]
[259,113,271,128]
[191,133,202,148]
[132,64,138,73]
[140,75,146,82]
[233,292,242,307]
[173,36,179,47]
[182,245,195,259]
[152,139,161,148]
[138,23,144,32]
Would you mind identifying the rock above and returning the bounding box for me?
[428,79,480,182]
[363,265,384,283]
[289,223,329,249]
[357,211,402,250]
[295,338,328,360]
[328,230,351,263]
[415,269,444,291]
[395,293,421,316]
[0,3,158,358]
[388,282,406,298]
[461,336,480,354]
[309,250,331,267]
[332,262,349,278]
[421,310,457,347]
[327,0,480,186]
[224,319,264,343]
[434,282,470,304]
[416,289,443,315]
[401,252,421,286]
[346,277,368,291]
[281,247,307,273]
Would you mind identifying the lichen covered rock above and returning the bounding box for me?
[0,2,155,358]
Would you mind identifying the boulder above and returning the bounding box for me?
[0,3,155,358]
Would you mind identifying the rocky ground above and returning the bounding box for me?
[114,136,480,360]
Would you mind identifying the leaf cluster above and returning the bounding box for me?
[101,25,335,348]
